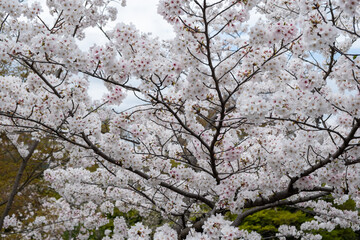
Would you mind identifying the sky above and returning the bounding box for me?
[82,0,175,49]
[24,0,174,109]
[113,0,175,40]
[83,0,175,109]
[25,0,360,111]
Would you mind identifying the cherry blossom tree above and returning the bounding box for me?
[0,0,360,239]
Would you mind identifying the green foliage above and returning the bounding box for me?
[239,207,311,238]
[62,208,143,240]
[101,120,110,134]
[170,159,181,168]
[62,226,81,240]
[310,197,360,240]
[238,203,359,239]
[334,198,357,211]
[118,209,143,226]
[189,204,212,223]
[313,227,358,240]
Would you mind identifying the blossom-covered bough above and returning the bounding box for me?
[0,0,360,239]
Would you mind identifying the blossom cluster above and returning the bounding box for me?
[0,0,360,239]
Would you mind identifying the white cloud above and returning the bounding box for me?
[81,0,174,50]
[24,0,171,109]
[83,0,174,107]
[115,0,174,40]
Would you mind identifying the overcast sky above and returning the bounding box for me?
[26,0,173,107]
[83,0,175,49]
[116,0,175,39]
[27,0,360,110]
[83,0,175,108]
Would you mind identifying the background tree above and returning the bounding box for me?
[0,133,69,238]
[0,0,360,239]
[0,59,68,238]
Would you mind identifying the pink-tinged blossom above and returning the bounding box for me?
[0,0,360,238]
[128,223,151,240]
